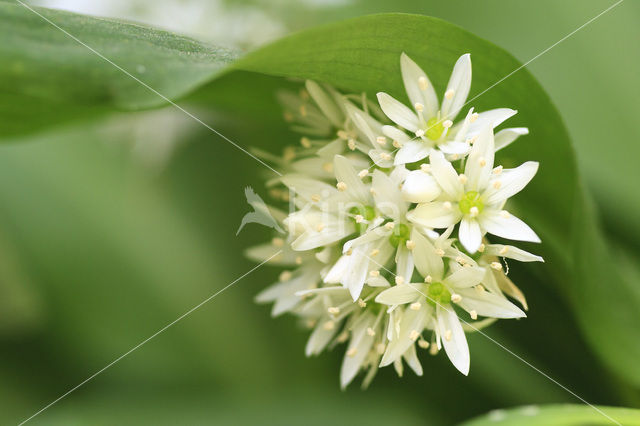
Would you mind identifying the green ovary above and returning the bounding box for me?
[425,117,445,140]
[426,282,452,307]
[459,191,484,215]
[389,223,410,248]
[349,205,376,233]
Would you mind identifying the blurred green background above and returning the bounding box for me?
[2,0,639,424]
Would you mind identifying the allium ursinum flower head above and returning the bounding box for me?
[406,124,540,253]
[243,53,544,388]
[376,53,528,164]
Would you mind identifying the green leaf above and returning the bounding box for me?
[460,404,640,426]
[0,2,235,136]
[3,5,639,387]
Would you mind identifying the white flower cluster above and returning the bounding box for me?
[246,53,543,388]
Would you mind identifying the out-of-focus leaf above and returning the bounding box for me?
[460,404,640,426]
[0,2,235,136]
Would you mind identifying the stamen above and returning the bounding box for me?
[337,130,348,140]
[458,174,468,184]
[395,276,405,285]
[444,330,452,341]
[358,169,369,178]
[347,139,356,151]
[336,181,347,191]
[279,270,292,281]
[358,299,367,308]
[493,181,502,189]
[409,330,420,341]
[429,344,439,355]
[323,320,335,330]
[424,275,433,283]
[414,102,424,112]
[272,237,284,247]
[370,249,380,257]
[490,262,503,271]
[367,327,376,336]
[323,162,333,172]
[295,256,303,265]
[418,76,429,90]
[384,222,396,230]
[478,157,487,167]
[478,243,485,253]
[369,270,380,277]
[406,240,416,250]
[300,137,311,148]
[443,201,452,210]
[311,194,321,202]
[376,136,387,146]
[499,246,509,255]
[410,302,422,311]
[470,112,479,122]
[354,215,364,223]
[470,310,478,320]
[415,129,425,137]
[443,119,453,128]
[336,331,349,343]
[316,222,326,232]
[418,339,430,349]
[469,206,479,217]
[376,343,386,354]
[445,89,455,99]
[420,163,431,173]
[493,165,503,174]
[435,248,445,257]
[380,152,392,161]
[346,347,357,357]
[451,293,462,303]
[392,140,402,148]
[299,105,307,116]
[328,306,340,314]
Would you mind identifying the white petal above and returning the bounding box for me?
[400,52,439,118]
[306,318,340,356]
[377,92,419,132]
[281,174,337,207]
[372,170,407,220]
[457,287,526,319]
[465,108,517,136]
[402,170,441,203]
[394,140,431,165]
[343,226,387,253]
[436,304,469,375]
[445,266,485,289]
[407,202,461,229]
[316,138,345,158]
[402,344,423,376]
[395,245,414,280]
[484,162,539,205]
[291,221,354,251]
[464,124,494,191]
[495,127,529,151]
[411,228,444,280]
[479,210,541,243]
[438,141,470,155]
[429,150,464,199]
[333,155,371,204]
[380,304,430,367]
[341,313,376,388]
[484,244,543,262]
[382,124,411,143]
[458,218,483,254]
[440,54,471,120]
[305,80,343,127]
[375,284,421,305]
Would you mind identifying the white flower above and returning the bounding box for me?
[376,53,526,164]
[407,125,541,253]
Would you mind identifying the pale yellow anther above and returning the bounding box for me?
[358,169,369,178]
[283,147,296,162]
[470,310,478,320]
[476,284,485,292]
[500,210,511,219]
[380,152,392,161]
[410,302,422,311]
[418,339,430,349]
[451,293,462,303]
[443,119,453,128]
[415,129,425,137]
[358,299,367,308]
[299,105,307,117]
[451,154,460,161]
[406,240,416,250]
[369,187,377,195]
[455,256,466,265]
[354,215,364,224]
[395,276,405,285]
[336,331,349,343]
[316,222,326,232]
[346,347,357,357]
[499,246,509,255]
[323,162,333,172]
[478,243,486,253]
[424,275,433,283]
[470,112,479,122]
[409,330,420,341]
[369,270,380,277]
[366,327,376,336]
[478,157,487,167]
[283,111,294,122]
[279,270,292,282]
[272,237,284,247]
[306,319,316,328]
[370,248,380,257]
[418,76,429,90]
[392,140,402,148]
[376,343,386,354]
[493,181,502,189]
[384,222,396,230]
[420,163,431,173]
[470,206,479,217]
[458,174,468,184]
[445,330,453,341]
[337,130,349,140]
[336,181,347,191]
[429,344,439,355]
[414,102,424,112]
[377,136,387,145]
[295,256,303,265]
[345,249,353,256]
[328,306,340,315]
[445,89,455,99]
[443,201,452,210]
[311,194,321,202]
[323,320,335,330]
[493,165,503,175]
[435,248,445,257]
[300,137,311,148]
[491,262,503,271]
[347,139,357,151]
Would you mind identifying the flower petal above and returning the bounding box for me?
[495,127,529,151]
[306,317,341,356]
[407,202,461,229]
[479,210,541,243]
[373,169,407,220]
[402,170,442,203]
[458,218,483,253]
[465,108,517,136]
[400,52,439,118]
[464,124,494,192]
[411,228,444,280]
[375,284,421,305]
[438,141,470,155]
[484,162,539,205]
[457,287,526,319]
[305,80,343,128]
[440,54,471,120]
[436,304,469,375]
[394,140,431,165]
[341,313,376,388]
[445,266,485,289]
[484,244,544,262]
[333,155,371,205]
[377,92,420,132]
[380,304,430,367]
[429,150,464,199]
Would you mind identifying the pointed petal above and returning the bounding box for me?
[340,314,376,388]
[400,52,439,118]
[464,125,494,191]
[484,162,539,205]
[407,202,461,229]
[440,54,471,120]
[306,318,340,356]
[465,108,517,136]
[429,150,464,199]
[377,92,419,132]
[457,287,526,319]
[373,169,407,220]
[484,244,543,262]
[395,245,414,282]
[382,124,411,143]
[402,344,424,376]
[459,218,483,253]
[411,228,444,279]
[375,284,421,305]
[436,304,469,375]
[334,155,371,204]
[380,305,430,367]
[495,127,529,151]
[402,170,442,203]
[305,80,343,127]
[438,141,470,155]
[394,140,431,165]
[479,210,541,243]
[445,266,485,289]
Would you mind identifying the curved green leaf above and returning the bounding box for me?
[460,404,640,426]
[2,5,639,387]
